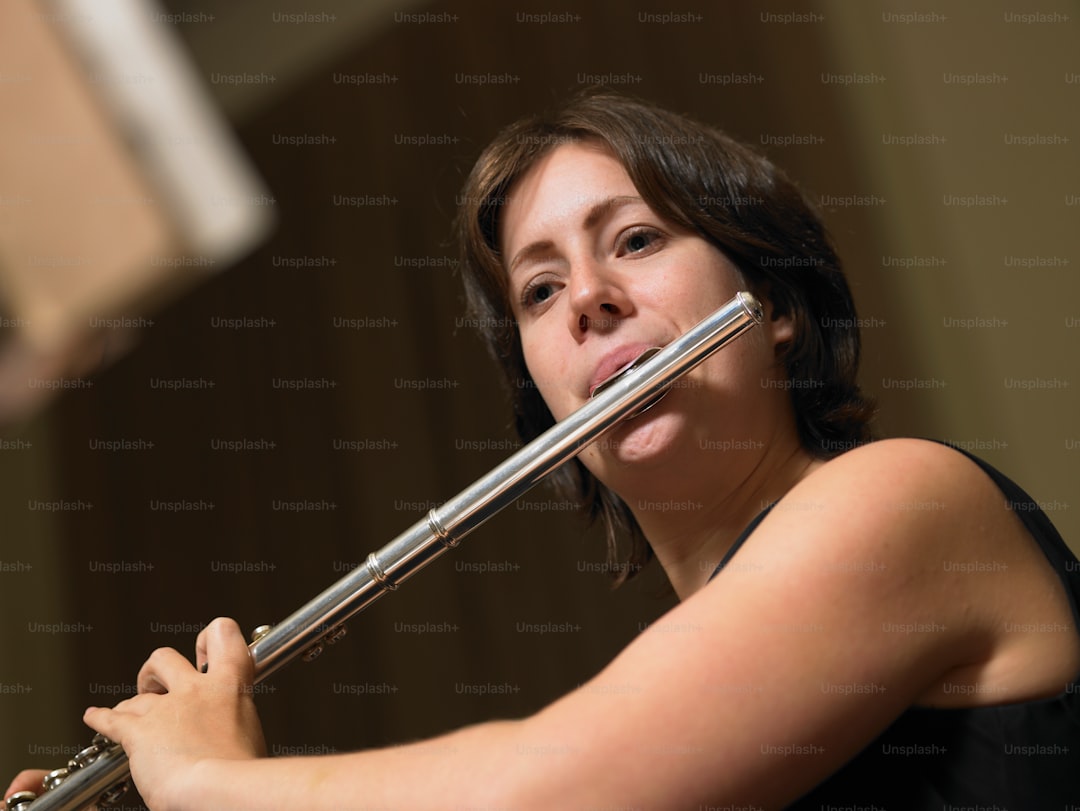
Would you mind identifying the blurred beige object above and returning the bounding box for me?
[0,0,273,423]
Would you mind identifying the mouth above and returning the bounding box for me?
[589,346,670,417]
[589,345,657,397]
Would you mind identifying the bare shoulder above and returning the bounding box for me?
[709,435,1079,707]
[763,437,1016,570]
[755,436,1045,623]
[750,437,1002,574]
[761,436,1080,708]
[796,436,997,514]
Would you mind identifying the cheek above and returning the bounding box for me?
[521,336,572,414]
[653,251,742,316]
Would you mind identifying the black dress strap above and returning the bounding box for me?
[708,502,776,582]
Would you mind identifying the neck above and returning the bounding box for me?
[630,436,822,600]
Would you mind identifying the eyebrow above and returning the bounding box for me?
[507,195,645,276]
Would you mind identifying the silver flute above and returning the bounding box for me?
[7,291,763,811]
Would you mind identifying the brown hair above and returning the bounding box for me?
[456,92,874,584]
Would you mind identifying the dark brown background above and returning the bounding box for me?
[2,0,1077,791]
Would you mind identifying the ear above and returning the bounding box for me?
[759,286,795,355]
[768,300,795,344]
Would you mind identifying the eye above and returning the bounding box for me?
[617,227,663,257]
[520,278,558,310]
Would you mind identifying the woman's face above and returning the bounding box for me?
[500,141,790,483]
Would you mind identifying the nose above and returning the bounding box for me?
[567,260,633,340]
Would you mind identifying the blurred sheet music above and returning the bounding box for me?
[0,0,273,423]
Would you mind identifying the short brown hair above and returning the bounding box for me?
[456,92,874,583]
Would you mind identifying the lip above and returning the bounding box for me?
[588,343,659,397]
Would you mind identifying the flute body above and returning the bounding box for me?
[9,291,763,811]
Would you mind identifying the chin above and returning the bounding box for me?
[588,408,689,471]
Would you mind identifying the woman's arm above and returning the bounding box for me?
[86,439,1013,810]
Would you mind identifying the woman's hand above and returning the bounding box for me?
[83,617,267,811]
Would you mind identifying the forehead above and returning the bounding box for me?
[500,141,640,252]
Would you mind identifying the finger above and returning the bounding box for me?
[83,706,127,746]
[4,769,49,799]
[136,646,197,695]
[198,618,254,683]
[194,622,211,673]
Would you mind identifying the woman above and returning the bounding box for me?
[8,93,1079,809]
